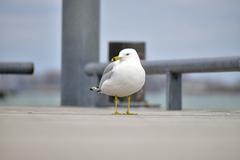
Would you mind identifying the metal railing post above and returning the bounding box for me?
[61,0,100,106]
[166,72,182,110]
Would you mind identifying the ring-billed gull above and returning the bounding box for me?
[90,48,145,115]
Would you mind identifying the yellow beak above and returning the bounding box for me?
[111,56,121,61]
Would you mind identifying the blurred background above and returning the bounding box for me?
[0,0,240,110]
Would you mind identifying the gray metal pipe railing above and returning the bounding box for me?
[0,62,34,74]
[84,56,240,110]
[85,56,240,75]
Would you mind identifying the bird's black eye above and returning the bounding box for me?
[126,53,130,56]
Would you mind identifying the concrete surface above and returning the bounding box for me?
[0,107,240,160]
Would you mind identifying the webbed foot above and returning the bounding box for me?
[112,111,123,115]
[124,111,137,115]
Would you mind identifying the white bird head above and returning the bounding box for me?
[111,48,140,62]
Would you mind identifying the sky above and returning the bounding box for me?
[0,0,61,73]
[0,0,240,83]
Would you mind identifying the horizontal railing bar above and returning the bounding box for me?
[0,62,34,74]
[85,56,240,76]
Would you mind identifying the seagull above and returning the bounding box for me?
[90,48,145,115]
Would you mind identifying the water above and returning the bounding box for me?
[0,90,60,107]
[0,90,240,111]
[146,91,240,111]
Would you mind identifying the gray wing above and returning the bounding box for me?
[99,62,115,88]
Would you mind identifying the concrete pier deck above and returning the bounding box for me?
[0,107,240,160]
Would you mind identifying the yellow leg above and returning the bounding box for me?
[113,96,122,115]
[125,96,137,115]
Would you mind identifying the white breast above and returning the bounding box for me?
[101,61,145,97]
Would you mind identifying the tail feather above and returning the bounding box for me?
[90,86,101,93]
